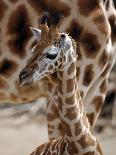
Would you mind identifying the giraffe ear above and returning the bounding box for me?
[30,27,41,41]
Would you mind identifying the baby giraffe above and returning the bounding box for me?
[19,14,103,155]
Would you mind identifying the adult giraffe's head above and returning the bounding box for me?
[19,13,76,86]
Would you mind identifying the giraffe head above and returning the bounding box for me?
[19,13,76,86]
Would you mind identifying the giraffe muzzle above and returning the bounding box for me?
[19,68,34,87]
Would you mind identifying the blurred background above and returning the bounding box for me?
[0,0,116,155]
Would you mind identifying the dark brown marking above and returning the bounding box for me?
[58,97,63,112]
[65,107,78,121]
[87,113,95,126]
[62,121,72,137]
[91,96,103,113]
[83,152,95,155]
[67,63,75,75]
[0,59,18,77]
[67,78,75,93]
[78,133,95,148]
[7,5,32,58]
[58,122,64,137]
[78,0,99,16]
[81,32,100,58]
[109,15,116,44]
[83,64,94,86]
[66,19,83,40]
[100,79,107,94]
[75,121,83,136]
[58,79,63,94]
[67,141,79,154]
[0,1,7,21]
[28,0,70,17]
[47,100,59,121]
[76,67,80,81]
[93,13,109,34]
[98,50,109,68]
[65,95,75,105]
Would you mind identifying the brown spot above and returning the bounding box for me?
[67,141,79,154]
[28,0,70,17]
[0,77,9,89]
[65,95,75,105]
[78,133,95,148]
[77,44,83,60]
[87,113,95,126]
[66,19,83,40]
[0,59,18,77]
[75,121,83,136]
[81,32,100,58]
[54,61,58,66]
[47,100,59,121]
[7,5,32,58]
[65,107,78,121]
[67,78,75,93]
[0,1,7,21]
[58,97,63,112]
[76,67,80,81]
[98,50,109,69]
[83,152,95,155]
[67,63,75,75]
[78,0,99,16]
[93,13,109,34]
[58,122,64,137]
[109,15,116,44]
[62,121,72,137]
[58,79,63,94]
[83,64,94,86]
[100,79,108,94]
[91,96,103,113]
[48,65,53,70]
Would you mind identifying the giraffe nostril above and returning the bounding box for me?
[19,69,29,81]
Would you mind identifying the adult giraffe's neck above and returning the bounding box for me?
[57,48,101,154]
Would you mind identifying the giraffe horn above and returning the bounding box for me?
[39,13,49,39]
[49,12,63,39]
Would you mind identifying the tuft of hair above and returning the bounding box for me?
[50,12,63,25]
[40,12,49,24]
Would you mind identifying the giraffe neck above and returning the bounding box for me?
[57,46,101,154]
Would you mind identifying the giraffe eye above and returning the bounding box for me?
[46,53,57,60]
